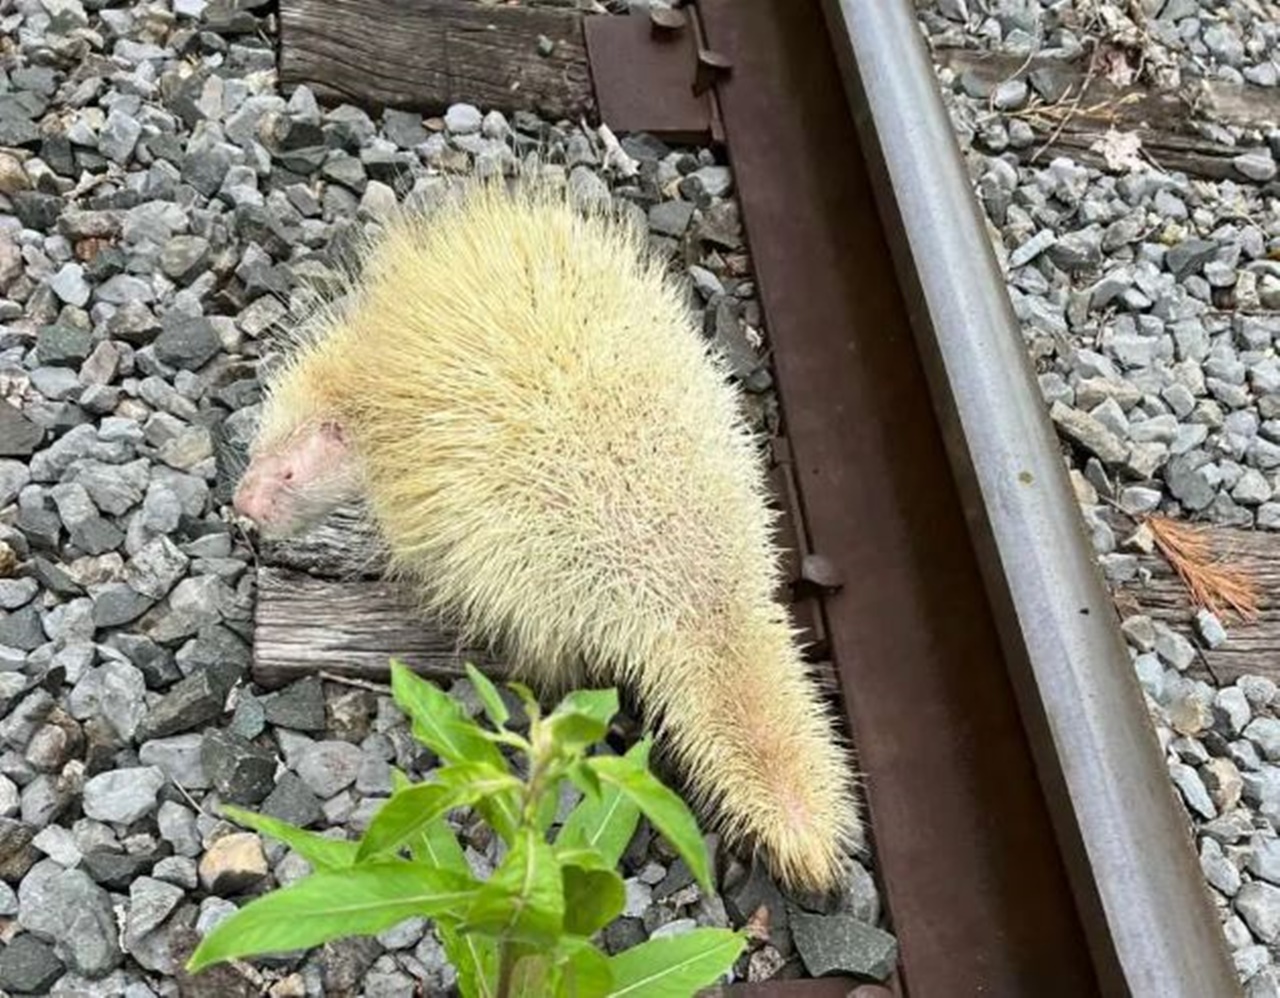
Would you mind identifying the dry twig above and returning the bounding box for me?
[1144,514,1260,623]
[318,670,392,694]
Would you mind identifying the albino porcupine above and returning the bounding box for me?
[233,180,861,892]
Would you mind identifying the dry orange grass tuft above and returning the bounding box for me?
[1144,515,1260,623]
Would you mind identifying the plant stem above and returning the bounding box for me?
[495,939,516,998]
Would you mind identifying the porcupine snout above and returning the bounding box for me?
[233,421,360,538]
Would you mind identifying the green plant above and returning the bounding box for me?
[187,661,747,996]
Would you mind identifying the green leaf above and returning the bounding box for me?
[545,715,610,756]
[556,741,650,867]
[553,846,614,872]
[219,805,357,871]
[508,950,556,998]
[186,864,479,972]
[505,680,542,722]
[465,662,510,729]
[460,826,564,946]
[437,761,524,801]
[535,777,562,835]
[437,762,524,848]
[556,938,613,998]
[389,662,521,840]
[357,782,475,862]
[440,923,499,998]
[562,865,625,937]
[546,689,618,754]
[603,929,745,997]
[390,661,502,767]
[567,760,602,803]
[413,815,471,874]
[588,753,712,893]
[553,689,618,729]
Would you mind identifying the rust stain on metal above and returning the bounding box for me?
[698,0,1101,995]
[582,10,713,144]
[768,451,829,660]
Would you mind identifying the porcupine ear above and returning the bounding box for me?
[318,419,349,447]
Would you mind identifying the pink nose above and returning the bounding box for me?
[233,482,268,523]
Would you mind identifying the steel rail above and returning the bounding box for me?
[818,0,1239,993]
[699,1,1097,993]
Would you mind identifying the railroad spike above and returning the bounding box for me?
[649,6,686,36]
[800,553,843,592]
[694,47,732,96]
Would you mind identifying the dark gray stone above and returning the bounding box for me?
[81,846,161,890]
[229,694,267,740]
[139,734,207,789]
[1166,239,1219,279]
[320,154,367,192]
[91,584,156,628]
[12,192,62,231]
[69,517,124,557]
[0,609,44,653]
[160,235,211,283]
[16,861,122,977]
[0,819,36,882]
[321,936,383,996]
[0,933,64,993]
[106,633,179,689]
[35,324,93,367]
[602,917,647,955]
[261,772,324,828]
[726,858,789,945]
[0,118,39,147]
[135,670,226,740]
[262,676,326,732]
[142,576,232,644]
[648,199,695,238]
[174,625,249,682]
[382,109,428,149]
[1165,452,1218,512]
[125,876,185,943]
[708,298,759,380]
[792,912,897,980]
[106,301,160,344]
[653,859,695,901]
[181,144,234,197]
[202,729,276,805]
[0,402,43,458]
[125,536,189,601]
[153,315,221,371]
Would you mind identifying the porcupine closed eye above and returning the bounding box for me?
[233,178,862,893]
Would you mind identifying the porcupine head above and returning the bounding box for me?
[233,179,863,894]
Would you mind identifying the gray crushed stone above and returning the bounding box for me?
[918,0,1280,985]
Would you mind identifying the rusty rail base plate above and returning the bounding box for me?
[699,1,1101,995]
[583,11,714,144]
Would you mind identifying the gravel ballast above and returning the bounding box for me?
[0,0,889,992]
[917,0,1280,991]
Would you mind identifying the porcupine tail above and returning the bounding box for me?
[627,608,861,893]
